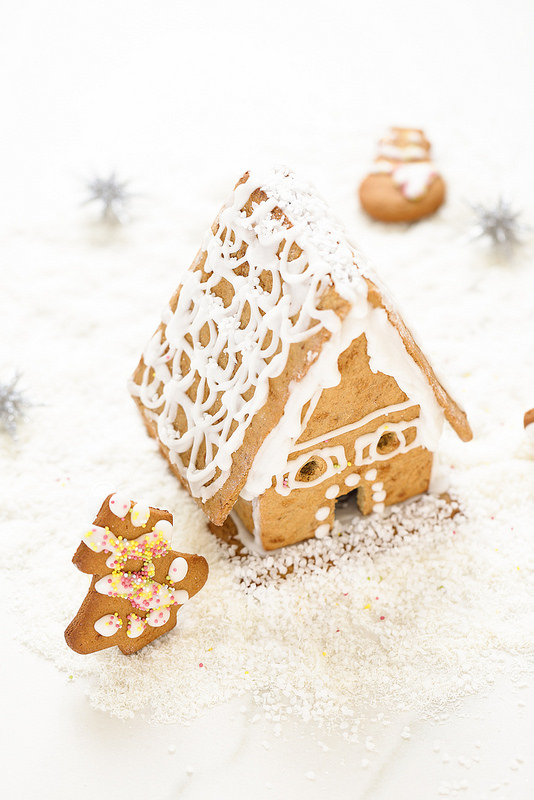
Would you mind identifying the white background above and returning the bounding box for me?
[2,2,534,799]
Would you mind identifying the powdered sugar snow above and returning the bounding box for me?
[1,169,534,735]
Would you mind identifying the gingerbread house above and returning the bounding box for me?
[129,167,472,551]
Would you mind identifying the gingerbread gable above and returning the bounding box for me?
[129,168,471,527]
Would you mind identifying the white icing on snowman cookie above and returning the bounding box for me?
[370,128,438,200]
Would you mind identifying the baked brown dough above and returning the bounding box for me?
[359,127,445,223]
[65,494,209,654]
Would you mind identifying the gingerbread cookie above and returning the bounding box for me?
[65,493,209,654]
[359,127,445,222]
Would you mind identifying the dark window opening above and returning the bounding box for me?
[377,431,400,455]
[296,456,326,483]
[334,487,362,525]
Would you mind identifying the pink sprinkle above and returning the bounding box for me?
[380,616,385,621]
[199,663,204,668]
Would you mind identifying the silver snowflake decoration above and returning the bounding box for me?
[0,373,33,439]
[84,172,132,223]
[468,197,527,255]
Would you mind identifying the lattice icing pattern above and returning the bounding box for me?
[131,167,371,503]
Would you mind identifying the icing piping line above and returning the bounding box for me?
[290,400,415,453]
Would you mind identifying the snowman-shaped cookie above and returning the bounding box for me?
[359,127,445,223]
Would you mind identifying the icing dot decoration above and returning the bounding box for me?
[130,502,150,527]
[168,556,189,583]
[345,473,360,487]
[146,608,171,627]
[315,506,330,521]
[108,492,131,518]
[126,613,147,638]
[325,485,339,500]
[173,589,189,605]
[153,519,173,540]
[94,613,123,637]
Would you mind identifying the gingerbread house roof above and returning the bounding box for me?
[130,167,471,526]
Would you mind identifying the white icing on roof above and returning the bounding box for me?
[131,167,445,507]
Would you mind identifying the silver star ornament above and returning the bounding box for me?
[0,373,33,439]
[468,197,527,255]
[84,172,132,224]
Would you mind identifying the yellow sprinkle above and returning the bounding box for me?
[363,603,371,610]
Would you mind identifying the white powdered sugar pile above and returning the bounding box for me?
[6,481,534,733]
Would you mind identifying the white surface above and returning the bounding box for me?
[2,1,534,798]
[3,643,534,799]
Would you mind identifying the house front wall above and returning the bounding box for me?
[230,333,442,550]
[249,408,434,549]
